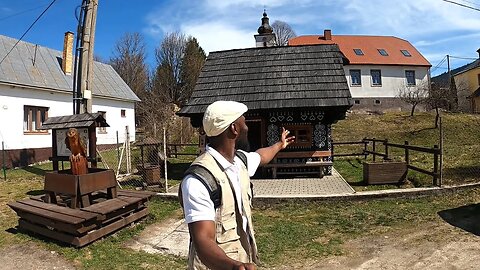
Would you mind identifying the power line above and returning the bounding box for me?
[449,55,478,60]
[431,55,447,73]
[0,3,50,22]
[459,0,480,8]
[0,0,57,66]
[442,0,480,12]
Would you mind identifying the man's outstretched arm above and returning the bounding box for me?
[188,221,256,270]
[255,127,295,166]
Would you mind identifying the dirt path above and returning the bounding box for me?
[0,243,75,270]
[2,218,479,269]
[271,222,480,270]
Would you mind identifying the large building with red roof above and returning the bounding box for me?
[290,30,431,112]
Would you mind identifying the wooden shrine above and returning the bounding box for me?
[8,113,155,247]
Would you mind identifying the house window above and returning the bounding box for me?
[98,111,107,133]
[477,74,480,86]
[354,100,360,104]
[377,49,388,56]
[353,49,364,56]
[23,106,48,133]
[350,69,361,86]
[284,124,312,148]
[370,70,382,86]
[401,50,412,57]
[121,109,126,118]
[405,70,416,86]
[374,100,381,105]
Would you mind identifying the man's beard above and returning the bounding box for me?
[235,133,251,152]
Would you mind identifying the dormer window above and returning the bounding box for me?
[401,50,412,57]
[353,49,364,56]
[377,49,388,56]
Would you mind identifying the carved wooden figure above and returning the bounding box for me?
[65,128,88,175]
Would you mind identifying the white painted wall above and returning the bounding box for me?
[0,84,136,150]
[344,65,430,98]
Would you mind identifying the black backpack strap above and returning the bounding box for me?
[235,150,254,200]
[235,150,248,169]
[184,165,222,209]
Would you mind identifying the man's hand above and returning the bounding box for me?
[234,262,256,270]
[280,127,295,149]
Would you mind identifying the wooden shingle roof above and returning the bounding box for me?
[178,44,352,116]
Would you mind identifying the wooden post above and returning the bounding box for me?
[372,138,376,162]
[89,125,97,168]
[433,145,439,186]
[363,137,368,159]
[384,139,389,160]
[52,130,59,171]
[405,141,409,165]
[439,116,443,187]
[2,141,6,180]
[331,140,335,163]
[125,126,131,174]
[163,127,168,192]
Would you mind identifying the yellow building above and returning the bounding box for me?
[453,53,480,113]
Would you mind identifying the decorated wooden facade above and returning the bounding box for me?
[178,44,352,177]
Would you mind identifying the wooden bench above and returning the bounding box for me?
[263,150,333,178]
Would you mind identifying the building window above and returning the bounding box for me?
[284,124,312,148]
[374,100,381,105]
[377,49,388,56]
[401,50,412,57]
[477,74,480,86]
[354,100,360,104]
[98,111,107,133]
[350,69,361,86]
[405,70,416,86]
[121,109,126,118]
[370,70,382,86]
[353,49,364,56]
[24,106,48,133]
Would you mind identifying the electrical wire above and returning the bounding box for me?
[442,0,480,12]
[449,55,478,60]
[431,55,447,73]
[0,2,51,22]
[0,0,57,66]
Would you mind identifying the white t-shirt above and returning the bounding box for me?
[181,145,261,232]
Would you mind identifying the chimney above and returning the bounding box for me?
[324,29,332,40]
[477,48,480,59]
[62,31,74,75]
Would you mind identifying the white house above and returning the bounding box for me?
[0,34,139,168]
[290,30,432,112]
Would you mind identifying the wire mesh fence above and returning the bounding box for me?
[96,129,198,193]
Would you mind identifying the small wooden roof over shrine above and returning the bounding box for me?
[178,44,352,119]
[40,113,109,130]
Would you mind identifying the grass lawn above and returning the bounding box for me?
[333,112,480,188]
[1,112,480,269]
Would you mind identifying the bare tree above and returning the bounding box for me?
[153,32,187,105]
[427,82,449,128]
[397,82,429,116]
[109,32,150,127]
[272,20,297,46]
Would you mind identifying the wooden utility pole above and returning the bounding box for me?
[74,0,98,114]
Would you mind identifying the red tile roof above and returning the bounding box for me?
[289,35,431,67]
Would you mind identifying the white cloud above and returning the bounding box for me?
[181,22,255,54]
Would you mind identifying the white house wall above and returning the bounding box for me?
[0,84,136,151]
[344,65,430,98]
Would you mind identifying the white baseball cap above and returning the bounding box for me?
[202,101,248,137]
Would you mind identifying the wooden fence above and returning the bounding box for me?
[333,138,442,186]
[167,143,198,158]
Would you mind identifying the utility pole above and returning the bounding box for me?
[73,0,98,114]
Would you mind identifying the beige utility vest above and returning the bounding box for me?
[181,152,259,270]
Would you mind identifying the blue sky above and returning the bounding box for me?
[1,0,480,76]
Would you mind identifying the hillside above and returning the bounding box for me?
[332,112,480,186]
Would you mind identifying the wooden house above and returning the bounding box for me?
[178,44,352,177]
